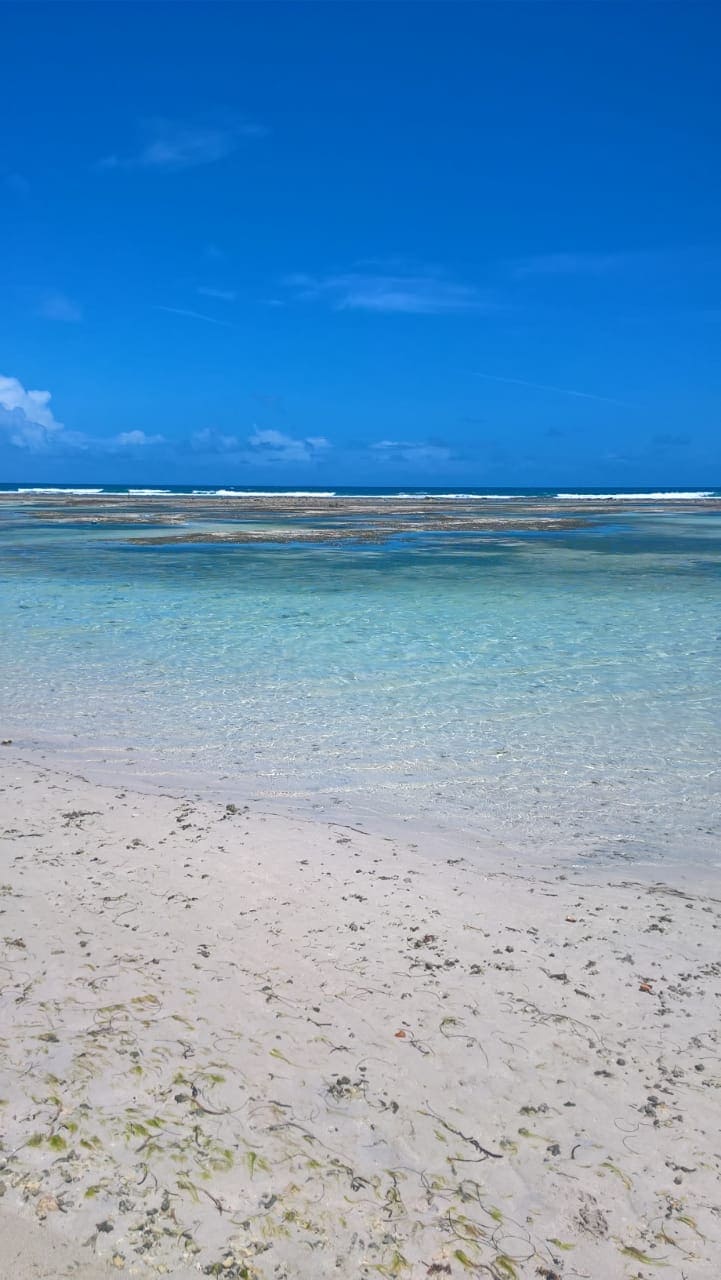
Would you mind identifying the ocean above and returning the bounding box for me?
[1,485,719,865]
[2,484,719,498]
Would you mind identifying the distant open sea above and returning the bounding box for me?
[1,484,719,866]
[2,483,720,499]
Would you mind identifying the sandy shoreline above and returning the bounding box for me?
[1,748,720,1278]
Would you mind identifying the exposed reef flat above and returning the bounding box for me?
[1,749,720,1278]
[28,513,187,526]
[5,491,721,522]
[126,517,586,545]
[6,489,720,548]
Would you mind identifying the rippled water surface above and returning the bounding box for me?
[1,504,719,862]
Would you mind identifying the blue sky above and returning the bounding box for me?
[1,1,720,486]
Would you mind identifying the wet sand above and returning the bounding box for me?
[1,748,719,1278]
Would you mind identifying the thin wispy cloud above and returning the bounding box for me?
[371,439,454,465]
[507,246,709,279]
[197,286,237,302]
[253,392,285,413]
[651,432,690,452]
[285,271,490,316]
[473,371,632,407]
[511,251,631,279]
[100,116,266,172]
[5,172,30,196]
[687,307,721,323]
[155,305,233,327]
[38,292,83,323]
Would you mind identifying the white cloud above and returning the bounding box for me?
[0,374,66,450]
[38,292,83,323]
[190,428,241,454]
[247,428,331,464]
[285,271,487,315]
[100,117,266,172]
[0,373,165,455]
[111,430,166,449]
[190,427,330,464]
[1,373,320,463]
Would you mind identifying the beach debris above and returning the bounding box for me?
[619,1243,669,1264]
[35,1193,61,1218]
[2,766,721,1278]
[61,809,101,825]
[576,1194,608,1237]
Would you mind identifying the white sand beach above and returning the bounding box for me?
[1,748,719,1278]
[5,0,721,1275]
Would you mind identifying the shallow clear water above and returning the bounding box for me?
[1,504,719,863]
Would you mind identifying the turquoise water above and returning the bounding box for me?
[1,503,719,863]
